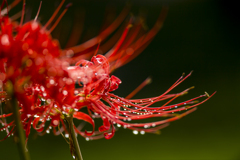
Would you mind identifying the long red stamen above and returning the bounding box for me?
[1,0,21,16]
[43,0,65,30]
[48,3,72,33]
[34,1,42,21]
[19,0,26,26]
[125,77,152,99]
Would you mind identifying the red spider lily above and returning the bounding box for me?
[0,0,215,144]
[67,54,215,140]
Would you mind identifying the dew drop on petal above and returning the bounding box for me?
[47,99,51,103]
[1,34,10,46]
[74,90,79,94]
[31,21,38,30]
[63,90,68,95]
[49,79,55,85]
[53,120,59,126]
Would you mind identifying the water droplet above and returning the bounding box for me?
[72,155,75,159]
[133,130,138,135]
[74,90,79,94]
[117,124,121,127]
[46,130,50,134]
[47,99,51,103]
[140,131,145,135]
[49,79,55,85]
[86,137,89,141]
[65,134,69,138]
[53,120,59,126]
[1,34,10,46]
[63,90,68,95]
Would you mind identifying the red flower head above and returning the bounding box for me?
[0,0,86,141]
[67,54,215,140]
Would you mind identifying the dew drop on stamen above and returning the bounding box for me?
[140,131,145,135]
[85,137,89,141]
[46,130,50,134]
[72,155,75,159]
[117,124,121,127]
[133,130,138,135]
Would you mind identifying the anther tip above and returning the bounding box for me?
[204,92,210,97]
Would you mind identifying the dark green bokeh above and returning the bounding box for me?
[1,0,239,159]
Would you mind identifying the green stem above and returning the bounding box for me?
[12,96,31,160]
[65,116,83,160]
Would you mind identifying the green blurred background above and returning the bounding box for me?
[1,0,239,159]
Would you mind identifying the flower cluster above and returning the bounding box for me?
[0,0,214,143]
[0,7,78,141]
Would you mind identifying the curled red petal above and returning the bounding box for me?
[32,117,44,132]
[104,123,115,139]
[73,111,95,136]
